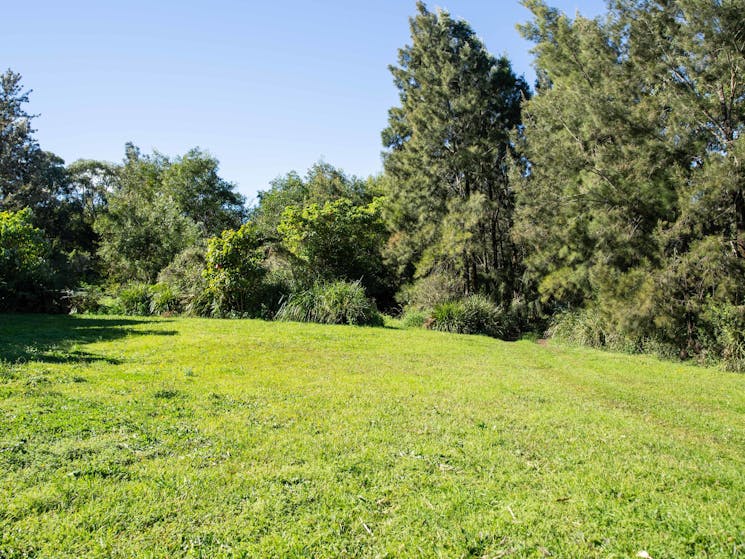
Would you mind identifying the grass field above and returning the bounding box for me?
[0,314,744,558]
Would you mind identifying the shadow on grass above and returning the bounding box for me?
[0,314,177,365]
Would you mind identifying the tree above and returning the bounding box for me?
[203,222,268,316]
[161,148,246,236]
[516,0,745,356]
[0,71,75,248]
[251,162,377,239]
[277,197,391,303]
[0,208,53,310]
[0,69,41,204]
[94,145,199,282]
[382,2,529,301]
[515,1,683,318]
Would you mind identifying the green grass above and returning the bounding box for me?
[1,314,744,558]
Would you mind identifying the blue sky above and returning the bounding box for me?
[3,1,605,202]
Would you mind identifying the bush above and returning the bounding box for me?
[701,303,745,372]
[277,198,391,305]
[203,223,268,317]
[64,283,106,314]
[396,271,462,311]
[0,208,56,311]
[158,243,208,314]
[428,294,504,337]
[400,309,428,328]
[547,307,645,354]
[275,281,383,326]
[149,283,180,315]
[116,283,153,316]
[546,308,607,348]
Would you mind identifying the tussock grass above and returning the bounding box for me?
[1,314,744,558]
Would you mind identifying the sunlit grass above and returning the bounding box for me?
[1,314,743,558]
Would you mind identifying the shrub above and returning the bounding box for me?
[158,243,208,314]
[277,198,391,304]
[701,303,745,372]
[428,294,504,337]
[64,283,106,314]
[396,271,462,311]
[547,307,639,353]
[203,223,267,317]
[275,281,383,326]
[429,301,463,333]
[0,208,55,311]
[400,309,428,328]
[116,283,153,316]
[149,283,180,315]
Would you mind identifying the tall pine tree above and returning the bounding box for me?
[382,2,528,302]
[517,0,745,356]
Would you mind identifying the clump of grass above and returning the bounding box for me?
[429,294,504,337]
[400,309,428,329]
[0,360,18,381]
[153,388,181,400]
[115,283,153,316]
[275,281,383,326]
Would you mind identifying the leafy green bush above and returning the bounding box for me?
[429,295,504,337]
[547,308,643,354]
[203,223,268,317]
[701,303,745,372]
[64,283,106,314]
[149,283,181,315]
[396,271,461,311]
[429,301,462,333]
[158,243,208,314]
[548,308,614,348]
[275,281,383,326]
[115,283,153,316]
[0,208,55,311]
[277,197,391,305]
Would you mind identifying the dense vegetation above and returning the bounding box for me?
[1,314,744,557]
[2,0,744,369]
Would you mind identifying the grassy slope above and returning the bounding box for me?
[0,314,743,558]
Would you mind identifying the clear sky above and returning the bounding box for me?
[3,1,605,202]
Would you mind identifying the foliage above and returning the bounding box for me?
[157,243,209,315]
[382,3,529,299]
[277,197,391,303]
[251,163,378,238]
[93,143,245,284]
[547,308,626,351]
[115,283,154,316]
[429,294,505,338]
[700,303,745,372]
[149,283,181,315]
[400,308,428,329]
[0,69,41,204]
[275,280,383,326]
[0,208,54,311]
[64,283,107,314]
[161,148,246,236]
[395,270,462,311]
[94,146,201,283]
[0,71,98,282]
[203,222,268,317]
[515,0,745,364]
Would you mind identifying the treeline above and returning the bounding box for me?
[2,0,743,370]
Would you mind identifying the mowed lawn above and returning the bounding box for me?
[0,315,743,558]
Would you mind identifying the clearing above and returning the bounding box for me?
[0,314,743,558]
